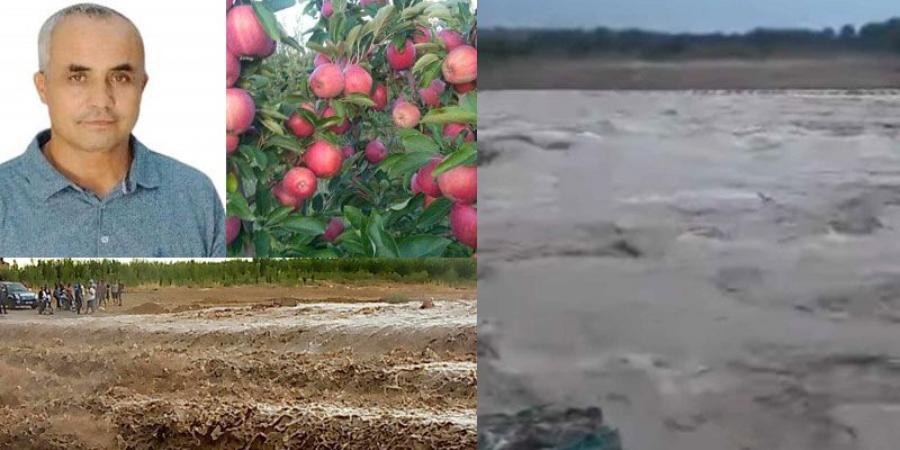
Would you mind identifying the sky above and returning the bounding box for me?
[480,0,899,33]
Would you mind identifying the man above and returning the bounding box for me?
[0,4,224,257]
[74,282,83,314]
[87,282,96,314]
[0,284,7,315]
[97,279,107,309]
[111,279,119,306]
[118,281,125,306]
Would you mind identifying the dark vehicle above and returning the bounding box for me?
[1,282,39,309]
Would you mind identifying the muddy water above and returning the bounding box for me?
[478,91,900,450]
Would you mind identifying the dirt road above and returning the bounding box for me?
[0,284,477,449]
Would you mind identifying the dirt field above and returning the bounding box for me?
[481,56,900,90]
[0,283,476,449]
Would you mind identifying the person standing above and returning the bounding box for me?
[97,280,106,309]
[111,280,119,307]
[0,284,7,315]
[53,284,61,309]
[87,283,96,314]
[74,282,83,315]
[65,283,74,312]
[118,282,125,306]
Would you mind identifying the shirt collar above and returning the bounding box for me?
[23,130,160,200]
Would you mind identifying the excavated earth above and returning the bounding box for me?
[0,284,477,449]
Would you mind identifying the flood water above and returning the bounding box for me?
[478,90,900,450]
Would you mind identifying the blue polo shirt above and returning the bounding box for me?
[0,130,225,257]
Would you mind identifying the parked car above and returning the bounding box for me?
[1,282,38,309]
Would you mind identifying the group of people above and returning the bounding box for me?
[30,280,125,315]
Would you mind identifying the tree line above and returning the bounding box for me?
[481,17,900,59]
[0,258,476,288]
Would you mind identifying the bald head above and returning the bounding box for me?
[38,3,144,74]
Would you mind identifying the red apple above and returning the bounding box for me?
[342,145,355,158]
[226,0,233,11]
[226,51,240,87]
[226,88,255,134]
[322,106,350,134]
[454,81,476,93]
[261,38,277,58]
[314,53,331,67]
[372,83,388,110]
[438,29,465,51]
[322,0,333,17]
[226,5,276,57]
[365,139,388,164]
[443,123,474,142]
[310,63,344,98]
[411,173,422,194]
[386,39,416,71]
[416,157,443,197]
[272,183,303,209]
[413,26,433,44]
[442,45,477,84]
[392,100,420,128]
[343,64,373,97]
[418,79,446,108]
[285,103,317,138]
[437,164,476,204]
[226,216,241,245]
[227,134,239,154]
[450,203,477,249]
[283,167,318,199]
[303,140,343,178]
[323,217,345,242]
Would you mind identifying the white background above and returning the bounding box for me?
[0,2,225,205]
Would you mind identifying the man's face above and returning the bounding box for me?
[35,15,147,153]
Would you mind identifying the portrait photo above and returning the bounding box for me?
[0,2,225,257]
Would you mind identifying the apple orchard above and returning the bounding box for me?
[226,0,477,257]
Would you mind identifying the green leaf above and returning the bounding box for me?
[259,117,286,135]
[412,53,440,75]
[459,92,477,114]
[259,108,289,121]
[420,106,476,125]
[417,197,452,229]
[343,205,365,230]
[389,196,414,211]
[227,193,255,221]
[266,206,294,226]
[336,231,367,256]
[266,135,304,153]
[263,0,296,12]
[310,248,339,258]
[401,2,430,19]
[281,36,303,51]
[432,143,476,176]
[281,216,327,235]
[251,3,282,42]
[306,41,330,56]
[254,229,272,257]
[345,24,363,54]
[398,235,452,257]
[413,43,442,54]
[371,4,395,39]
[380,151,436,179]
[399,129,440,153]
[340,93,376,107]
[367,212,399,257]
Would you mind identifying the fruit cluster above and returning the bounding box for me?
[225,0,476,257]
